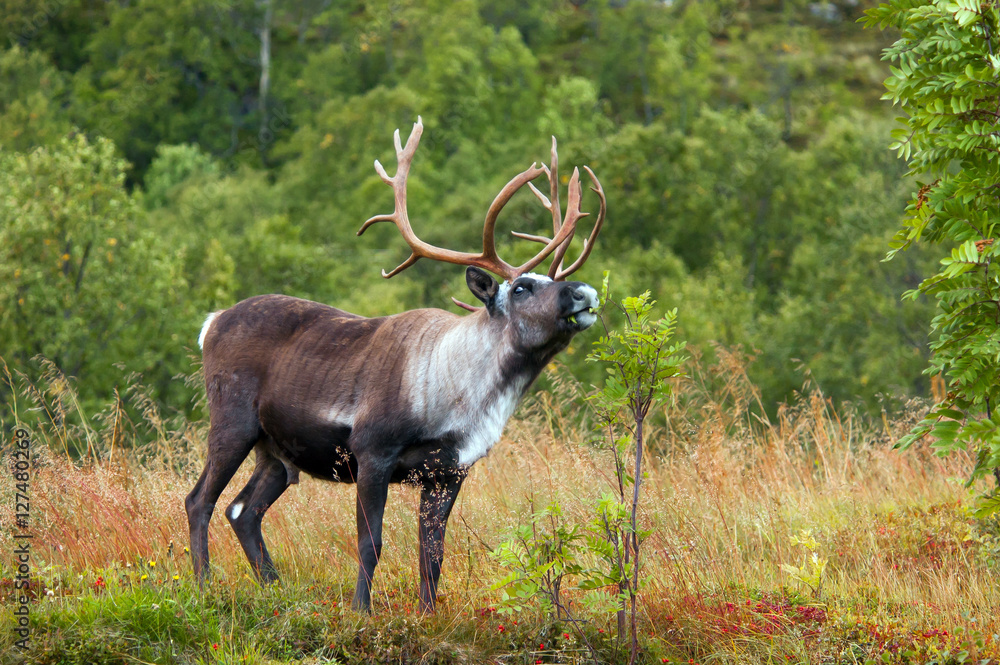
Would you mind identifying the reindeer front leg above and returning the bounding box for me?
[352,456,393,612]
[418,473,464,613]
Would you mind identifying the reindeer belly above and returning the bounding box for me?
[279,430,358,482]
[258,402,358,482]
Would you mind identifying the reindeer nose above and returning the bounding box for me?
[561,282,599,311]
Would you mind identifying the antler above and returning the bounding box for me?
[513,138,607,281]
[358,117,606,284]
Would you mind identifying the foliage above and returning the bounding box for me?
[587,279,687,427]
[863,0,1000,507]
[491,281,685,663]
[491,502,587,618]
[69,0,262,179]
[0,135,195,422]
[0,0,947,427]
[586,278,686,664]
[141,143,218,210]
[779,530,829,599]
[0,46,71,151]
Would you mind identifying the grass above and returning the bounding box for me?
[1,355,999,664]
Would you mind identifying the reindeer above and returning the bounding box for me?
[186,118,606,613]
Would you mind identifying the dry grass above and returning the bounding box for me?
[1,356,999,664]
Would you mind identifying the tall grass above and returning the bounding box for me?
[1,355,998,664]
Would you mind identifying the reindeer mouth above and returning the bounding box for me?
[564,306,598,330]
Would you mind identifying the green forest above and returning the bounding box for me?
[1,0,935,420]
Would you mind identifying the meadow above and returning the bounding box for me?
[2,354,998,665]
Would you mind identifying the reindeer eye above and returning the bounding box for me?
[513,285,527,296]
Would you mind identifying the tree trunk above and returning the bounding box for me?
[258,0,273,164]
[628,414,644,665]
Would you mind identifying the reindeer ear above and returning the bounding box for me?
[466,266,499,306]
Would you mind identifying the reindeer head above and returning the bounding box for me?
[464,268,598,354]
[357,116,606,356]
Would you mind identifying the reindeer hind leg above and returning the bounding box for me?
[186,395,260,584]
[226,440,295,583]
